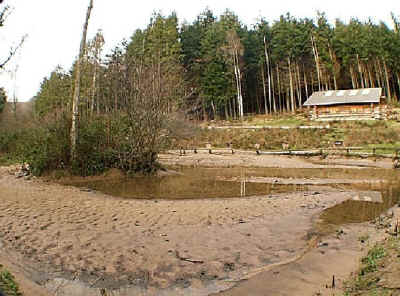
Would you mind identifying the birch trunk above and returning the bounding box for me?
[264,36,272,114]
[271,63,276,113]
[71,0,94,161]
[261,65,268,114]
[311,34,322,91]
[328,46,338,90]
[234,54,243,118]
[90,60,98,116]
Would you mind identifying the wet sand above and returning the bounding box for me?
[214,207,400,296]
[0,154,397,295]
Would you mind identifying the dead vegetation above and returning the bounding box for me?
[171,116,400,153]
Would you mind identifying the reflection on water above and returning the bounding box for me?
[320,182,400,225]
[64,168,307,199]
[62,167,400,204]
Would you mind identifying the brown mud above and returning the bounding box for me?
[0,154,399,296]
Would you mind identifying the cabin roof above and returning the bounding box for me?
[303,88,382,106]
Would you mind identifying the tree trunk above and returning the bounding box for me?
[90,60,98,116]
[397,72,400,99]
[264,36,272,114]
[234,51,244,118]
[303,63,309,99]
[296,62,302,109]
[261,64,268,114]
[276,64,282,112]
[271,63,277,113]
[288,57,295,113]
[356,54,365,88]
[328,46,338,90]
[211,100,216,119]
[350,65,356,89]
[383,59,392,101]
[71,0,94,161]
[311,71,314,92]
[311,34,322,91]
[367,63,374,88]
[377,58,384,90]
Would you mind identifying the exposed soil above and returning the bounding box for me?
[160,150,394,169]
[213,215,399,296]
[0,154,398,295]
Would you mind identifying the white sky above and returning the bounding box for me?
[0,0,398,102]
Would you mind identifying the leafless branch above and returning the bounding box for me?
[0,34,27,69]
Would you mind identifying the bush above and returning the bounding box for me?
[10,114,163,176]
[0,130,20,153]
[72,118,119,176]
[15,120,70,176]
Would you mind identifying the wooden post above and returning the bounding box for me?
[313,105,317,120]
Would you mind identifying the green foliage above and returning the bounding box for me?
[15,120,70,176]
[0,87,6,113]
[359,245,386,275]
[8,113,164,176]
[0,129,19,154]
[34,66,71,117]
[0,266,22,296]
[72,118,118,176]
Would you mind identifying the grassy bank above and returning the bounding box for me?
[0,266,22,296]
[343,234,400,296]
[173,115,400,153]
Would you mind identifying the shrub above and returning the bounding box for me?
[15,120,70,176]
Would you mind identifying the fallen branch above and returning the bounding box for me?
[175,250,203,264]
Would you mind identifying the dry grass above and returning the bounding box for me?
[171,116,400,153]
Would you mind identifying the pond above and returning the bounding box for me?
[61,166,398,202]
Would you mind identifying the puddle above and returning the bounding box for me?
[318,181,400,234]
[60,167,399,200]
[62,168,307,199]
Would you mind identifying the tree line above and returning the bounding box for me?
[3,6,400,175]
[34,9,400,122]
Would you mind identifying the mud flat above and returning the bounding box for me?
[215,204,400,296]
[0,156,398,295]
[159,151,394,169]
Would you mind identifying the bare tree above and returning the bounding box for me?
[71,0,94,161]
[0,4,27,69]
[224,30,244,118]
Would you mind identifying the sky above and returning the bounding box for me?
[0,0,398,102]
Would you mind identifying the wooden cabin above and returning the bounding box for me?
[303,88,387,121]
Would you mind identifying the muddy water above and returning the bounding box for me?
[63,168,309,199]
[320,182,400,225]
[61,167,396,200]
